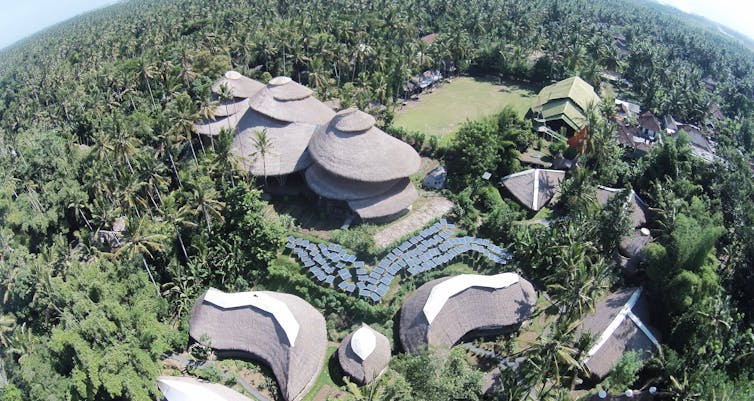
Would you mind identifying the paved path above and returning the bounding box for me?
[373,196,453,248]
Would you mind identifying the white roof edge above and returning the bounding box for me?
[157,377,229,401]
[583,288,659,364]
[203,288,300,346]
[422,273,521,324]
[350,324,377,361]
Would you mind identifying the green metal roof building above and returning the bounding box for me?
[529,76,601,134]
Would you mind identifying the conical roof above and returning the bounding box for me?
[195,113,243,136]
[211,70,265,99]
[231,111,317,176]
[248,76,334,125]
[212,96,250,117]
[338,324,391,385]
[348,179,419,220]
[305,164,403,200]
[308,108,421,182]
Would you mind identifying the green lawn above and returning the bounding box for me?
[394,77,537,138]
[302,346,343,401]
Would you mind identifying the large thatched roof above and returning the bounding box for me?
[230,111,317,176]
[195,113,244,136]
[502,169,566,211]
[308,108,421,182]
[399,273,537,354]
[212,96,251,117]
[305,164,404,201]
[211,70,265,99]
[576,288,661,380]
[338,324,391,385]
[597,186,649,228]
[157,376,254,401]
[189,288,327,401]
[248,76,334,125]
[348,179,419,220]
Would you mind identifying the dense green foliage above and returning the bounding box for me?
[1,0,754,399]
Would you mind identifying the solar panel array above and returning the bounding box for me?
[285,219,511,302]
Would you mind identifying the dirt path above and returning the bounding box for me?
[373,195,453,248]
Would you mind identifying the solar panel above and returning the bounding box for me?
[338,281,349,290]
[369,293,380,302]
[354,261,365,268]
[338,269,352,280]
[346,283,356,292]
[325,275,335,284]
[380,275,392,285]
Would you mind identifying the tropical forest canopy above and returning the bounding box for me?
[1,0,754,400]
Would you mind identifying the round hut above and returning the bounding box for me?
[189,288,327,401]
[337,324,391,385]
[231,76,335,179]
[306,107,421,221]
[195,71,265,136]
[399,273,537,354]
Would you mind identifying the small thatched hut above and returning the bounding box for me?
[195,71,265,136]
[189,288,327,401]
[501,169,566,211]
[596,186,649,229]
[157,376,254,401]
[576,288,661,381]
[306,107,421,220]
[399,273,537,354]
[231,76,335,178]
[338,324,391,385]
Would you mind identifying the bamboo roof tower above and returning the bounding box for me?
[337,324,391,385]
[306,107,421,220]
[195,71,264,136]
[231,76,335,177]
[189,288,327,401]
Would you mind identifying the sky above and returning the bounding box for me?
[0,0,752,50]
[0,0,117,50]
[657,0,754,40]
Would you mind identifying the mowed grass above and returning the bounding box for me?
[394,77,537,138]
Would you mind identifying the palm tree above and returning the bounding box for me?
[250,129,273,188]
[136,57,158,110]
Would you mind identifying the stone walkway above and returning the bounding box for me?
[373,196,453,248]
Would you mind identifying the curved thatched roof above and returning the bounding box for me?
[308,108,421,182]
[195,113,244,136]
[211,71,265,99]
[502,169,566,211]
[189,288,327,401]
[230,111,317,176]
[399,273,537,354]
[338,324,391,385]
[576,288,661,380]
[157,376,254,401]
[248,76,334,125]
[212,96,251,117]
[305,164,404,201]
[348,179,419,220]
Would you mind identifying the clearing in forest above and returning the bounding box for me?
[394,76,537,138]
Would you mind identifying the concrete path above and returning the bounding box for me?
[373,196,453,248]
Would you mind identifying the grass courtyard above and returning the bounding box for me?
[393,76,537,138]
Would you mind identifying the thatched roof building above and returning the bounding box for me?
[530,76,601,133]
[338,324,391,385]
[231,76,335,177]
[577,288,661,380]
[501,169,566,211]
[399,273,537,354]
[157,376,254,401]
[596,186,649,228]
[189,288,327,401]
[195,71,265,136]
[305,107,421,220]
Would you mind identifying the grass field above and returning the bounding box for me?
[394,77,537,138]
